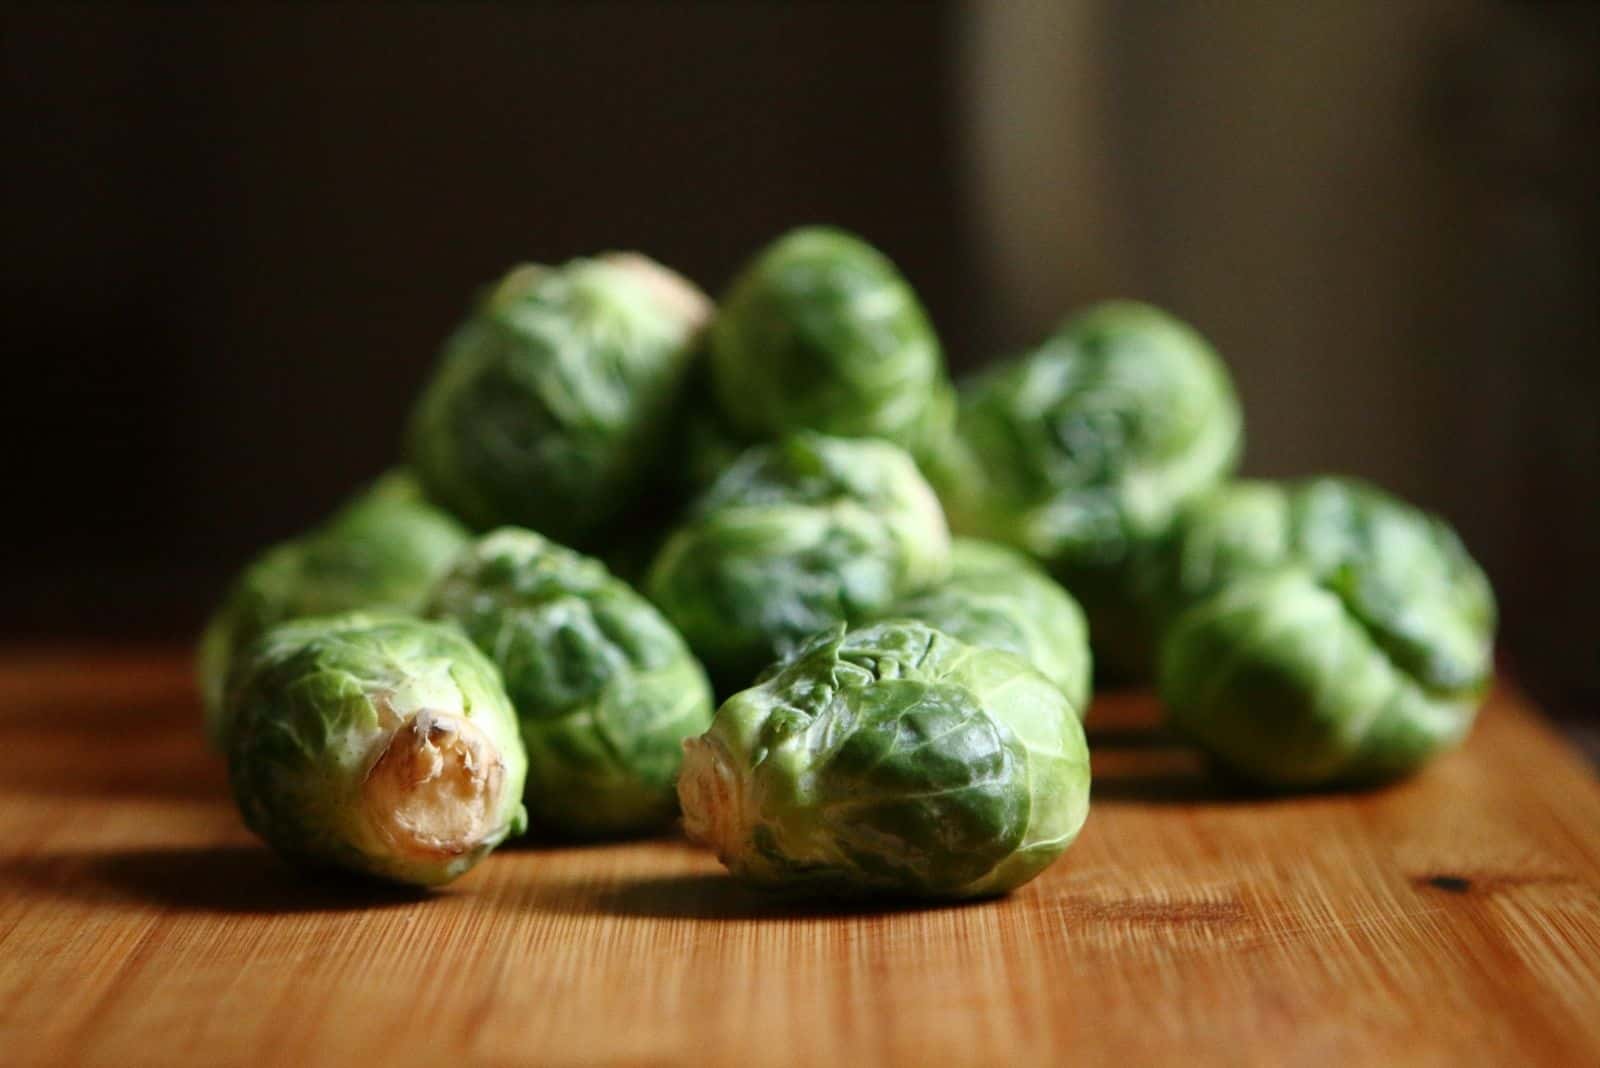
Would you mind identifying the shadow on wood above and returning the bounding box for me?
[497,825,687,852]
[511,871,993,921]
[1085,722,1262,805]
[3,846,435,914]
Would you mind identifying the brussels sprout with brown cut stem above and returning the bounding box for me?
[679,620,1090,899]
[225,613,528,887]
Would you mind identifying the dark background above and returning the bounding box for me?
[4,4,1596,731]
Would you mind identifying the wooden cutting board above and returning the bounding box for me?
[2,647,1597,1067]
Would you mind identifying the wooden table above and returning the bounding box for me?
[2,647,1598,1067]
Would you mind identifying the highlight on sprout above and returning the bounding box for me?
[224,613,529,887]
[429,527,714,836]
[678,620,1091,899]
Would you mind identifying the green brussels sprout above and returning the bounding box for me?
[646,433,951,691]
[932,301,1243,679]
[876,538,1092,714]
[428,528,714,836]
[709,226,953,462]
[407,253,710,545]
[226,613,529,886]
[679,621,1090,899]
[1157,478,1496,788]
[198,470,470,744]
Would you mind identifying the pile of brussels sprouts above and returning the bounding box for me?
[202,226,1495,897]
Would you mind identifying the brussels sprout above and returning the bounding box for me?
[679,621,1090,899]
[1157,478,1496,788]
[226,613,528,886]
[407,253,710,545]
[428,528,714,836]
[709,226,953,462]
[198,470,470,744]
[932,301,1242,679]
[876,539,1091,714]
[646,433,951,691]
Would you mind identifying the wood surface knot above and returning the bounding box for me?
[1411,870,1581,897]
[1422,874,1473,894]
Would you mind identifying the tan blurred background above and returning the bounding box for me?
[3,2,1595,731]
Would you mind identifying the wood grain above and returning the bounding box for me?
[1,647,1597,1067]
